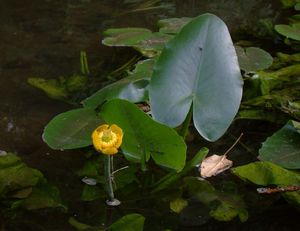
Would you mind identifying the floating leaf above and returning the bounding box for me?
[235,46,273,72]
[258,121,300,169]
[149,13,243,141]
[158,17,193,34]
[275,23,300,41]
[102,28,171,57]
[200,154,233,178]
[134,32,172,57]
[232,161,300,209]
[231,161,300,186]
[102,28,153,46]
[100,99,187,172]
[43,108,104,150]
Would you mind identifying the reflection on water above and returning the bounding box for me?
[0,0,288,230]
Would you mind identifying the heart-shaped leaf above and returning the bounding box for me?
[235,46,273,72]
[258,121,300,169]
[275,23,300,41]
[43,108,104,150]
[100,99,186,171]
[149,14,243,141]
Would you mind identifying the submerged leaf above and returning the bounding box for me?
[183,177,248,222]
[28,77,68,100]
[110,213,145,231]
[170,198,188,213]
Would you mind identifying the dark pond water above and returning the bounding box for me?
[1,0,299,230]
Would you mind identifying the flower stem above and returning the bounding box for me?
[104,155,114,200]
[103,155,121,206]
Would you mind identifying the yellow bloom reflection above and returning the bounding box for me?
[92,124,123,155]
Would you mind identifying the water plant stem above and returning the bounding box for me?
[179,106,193,139]
[104,155,114,201]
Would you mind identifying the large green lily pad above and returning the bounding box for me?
[100,99,187,172]
[149,14,243,141]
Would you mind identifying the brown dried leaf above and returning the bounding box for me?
[199,154,233,178]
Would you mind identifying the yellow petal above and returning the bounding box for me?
[91,124,123,155]
[102,147,118,155]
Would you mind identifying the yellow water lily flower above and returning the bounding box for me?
[92,124,123,155]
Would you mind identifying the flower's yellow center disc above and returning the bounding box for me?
[99,130,117,147]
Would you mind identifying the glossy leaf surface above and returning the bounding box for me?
[149,14,243,141]
[43,108,104,150]
[231,161,300,186]
[258,121,300,169]
[100,99,186,171]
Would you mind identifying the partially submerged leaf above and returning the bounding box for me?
[0,153,63,210]
[149,13,243,141]
[259,121,300,169]
[0,153,43,196]
[28,77,68,100]
[200,154,233,178]
[43,108,104,150]
[20,184,65,210]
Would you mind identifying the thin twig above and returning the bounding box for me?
[224,133,243,156]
